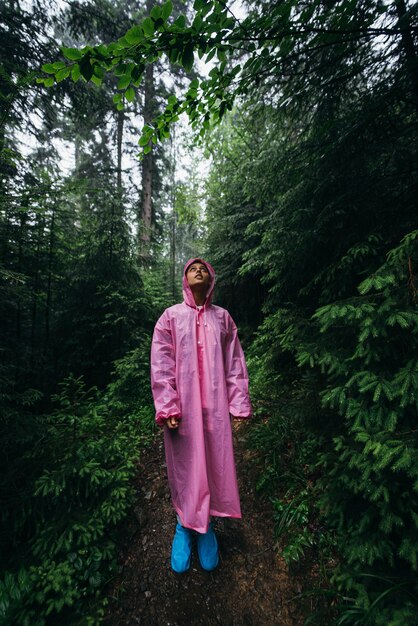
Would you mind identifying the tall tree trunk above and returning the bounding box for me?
[74,134,81,172]
[170,129,176,298]
[171,210,176,296]
[30,212,44,373]
[116,108,124,195]
[140,64,154,252]
[0,107,10,263]
[109,197,115,269]
[16,198,28,343]
[394,0,418,113]
[1,204,10,266]
[44,203,55,357]
[139,0,155,259]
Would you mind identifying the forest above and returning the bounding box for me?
[1,0,418,624]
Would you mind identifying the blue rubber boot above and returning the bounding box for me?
[197,523,219,571]
[171,522,192,573]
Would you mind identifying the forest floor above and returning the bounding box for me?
[103,422,327,626]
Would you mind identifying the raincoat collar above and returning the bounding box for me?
[182,257,215,309]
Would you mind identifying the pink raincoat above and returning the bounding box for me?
[150,258,252,533]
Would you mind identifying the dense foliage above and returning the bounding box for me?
[2,0,418,623]
[200,2,418,622]
[0,374,155,625]
[0,1,178,623]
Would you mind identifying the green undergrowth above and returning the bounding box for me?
[245,364,336,624]
[0,345,156,626]
[246,231,418,625]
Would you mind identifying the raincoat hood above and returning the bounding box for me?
[182,257,216,308]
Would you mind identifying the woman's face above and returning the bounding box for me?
[186,262,211,289]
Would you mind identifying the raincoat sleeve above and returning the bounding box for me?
[150,310,181,427]
[224,313,252,419]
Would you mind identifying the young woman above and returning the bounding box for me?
[150,258,252,573]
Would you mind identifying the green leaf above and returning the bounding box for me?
[201,1,213,17]
[181,44,194,72]
[79,55,94,81]
[167,46,180,63]
[55,67,71,83]
[143,144,152,154]
[151,5,161,19]
[223,16,235,29]
[139,134,150,146]
[42,63,58,74]
[125,26,144,45]
[117,74,131,90]
[174,15,186,28]
[96,44,108,57]
[168,94,177,105]
[132,64,144,81]
[217,48,226,62]
[154,17,165,30]
[218,100,227,119]
[118,36,132,48]
[132,76,143,87]
[61,47,82,61]
[142,17,154,36]
[93,65,105,79]
[125,86,135,102]
[206,47,216,63]
[162,0,173,20]
[194,0,209,9]
[71,64,81,82]
[192,14,203,31]
[114,63,128,77]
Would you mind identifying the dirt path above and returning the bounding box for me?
[103,422,312,626]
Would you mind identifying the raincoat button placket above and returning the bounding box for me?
[197,309,204,380]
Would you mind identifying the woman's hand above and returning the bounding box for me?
[166,416,180,429]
